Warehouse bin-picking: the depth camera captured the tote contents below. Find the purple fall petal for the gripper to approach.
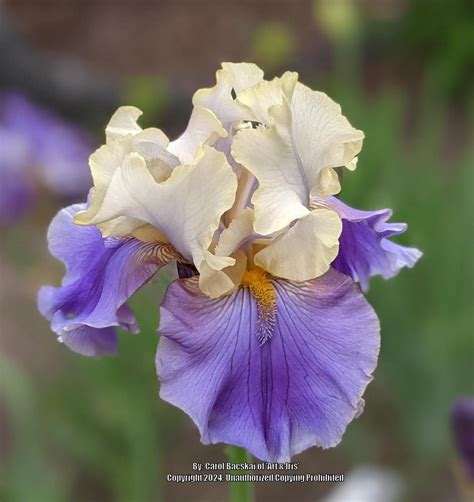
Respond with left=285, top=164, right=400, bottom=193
left=60, top=325, right=118, bottom=358
left=156, top=269, right=380, bottom=462
left=326, top=197, right=422, bottom=291
left=38, top=203, right=170, bottom=357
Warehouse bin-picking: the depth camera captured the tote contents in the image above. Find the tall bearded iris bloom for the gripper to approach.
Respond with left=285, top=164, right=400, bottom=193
left=38, top=63, right=421, bottom=461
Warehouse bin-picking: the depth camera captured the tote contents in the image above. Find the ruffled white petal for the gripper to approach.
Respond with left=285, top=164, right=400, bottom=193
left=85, top=138, right=133, bottom=219
left=198, top=250, right=247, bottom=298
left=133, top=129, right=179, bottom=182
left=133, top=128, right=178, bottom=166
left=232, top=103, right=310, bottom=235
left=216, top=207, right=256, bottom=257
left=83, top=106, right=184, bottom=239
left=97, top=218, right=169, bottom=243
left=232, top=81, right=364, bottom=235
left=105, top=106, right=179, bottom=168
left=168, top=106, right=227, bottom=164
left=197, top=207, right=257, bottom=298
left=221, top=62, right=264, bottom=92
left=254, top=208, right=342, bottom=281
left=236, top=71, right=298, bottom=125
left=105, top=106, right=143, bottom=141
left=193, top=69, right=244, bottom=124
left=75, top=147, right=238, bottom=275
left=289, top=83, right=364, bottom=191
left=97, top=216, right=145, bottom=238
left=193, top=62, right=264, bottom=124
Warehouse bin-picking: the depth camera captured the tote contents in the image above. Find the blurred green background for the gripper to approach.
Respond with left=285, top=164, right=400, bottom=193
left=0, top=0, right=473, bottom=501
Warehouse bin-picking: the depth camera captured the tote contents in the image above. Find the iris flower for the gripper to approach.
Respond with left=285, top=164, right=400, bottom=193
left=0, top=92, right=92, bottom=222
left=38, top=63, right=421, bottom=462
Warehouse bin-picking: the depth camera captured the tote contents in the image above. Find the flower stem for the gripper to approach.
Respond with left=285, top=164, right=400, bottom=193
left=224, top=445, right=255, bottom=502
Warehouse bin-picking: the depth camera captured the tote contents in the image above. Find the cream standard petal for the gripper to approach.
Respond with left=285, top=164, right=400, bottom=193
left=232, top=102, right=310, bottom=236
left=167, top=106, right=227, bottom=164
left=84, top=138, right=133, bottom=220
left=105, top=106, right=178, bottom=167
left=192, top=69, right=244, bottom=124
left=290, top=83, right=364, bottom=190
left=75, top=147, right=238, bottom=273
left=98, top=216, right=146, bottom=238
left=133, top=128, right=177, bottom=165
left=199, top=250, right=247, bottom=299
left=81, top=106, right=181, bottom=237
left=232, top=82, right=364, bottom=235
left=221, top=62, right=264, bottom=92
left=254, top=208, right=342, bottom=282
left=216, top=207, right=256, bottom=257
left=193, top=62, right=264, bottom=124
left=236, top=71, right=298, bottom=125
left=196, top=208, right=256, bottom=298
left=96, top=217, right=169, bottom=243
left=81, top=137, right=171, bottom=235
left=105, top=106, right=143, bottom=141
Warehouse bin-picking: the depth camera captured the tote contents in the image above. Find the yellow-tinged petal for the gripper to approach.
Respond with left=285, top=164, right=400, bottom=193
left=98, top=216, right=145, bottom=238
left=77, top=137, right=165, bottom=234
left=216, top=207, right=255, bottom=257
left=254, top=208, right=342, bottom=281
left=289, top=82, right=364, bottom=192
left=88, top=137, right=132, bottom=189
left=193, top=69, right=244, bottom=124
left=346, top=155, right=359, bottom=171
left=197, top=207, right=256, bottom=298
left=132, top=128, right=177, bottom=165
left=132, top=129, right=179, bottom=182
left=75, top=147, right=238, bottom=275
left=193, top=62, right=264, bottom=124
left=97, top=218, right=169, bottom=242
left=167, top=106, right=227, bottom=164
left=232, top=81, right=364, bottom=235
left=236, top=71, right=298, bottom=125
left=232, top=104, right=310, bottom=236
left=221, top=62, right=264, bottom=92
left=317, top=167, right=342, bottom=198
left=199, top=250, right=247, bottom=298
left=105, top=106, right=143, bottom=141
left=83, top=106, right=180, bottom=238
left=131, top=224, right=169, bottom=243
left=105, top=105, right=179, bottom=167
left=81, top=138, right=133, bottom=225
